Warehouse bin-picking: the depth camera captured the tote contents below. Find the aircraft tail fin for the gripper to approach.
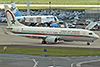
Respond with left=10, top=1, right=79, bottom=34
left=4, top=5, right=25, bottom=28
left=11, top=2, right=22, bottom=17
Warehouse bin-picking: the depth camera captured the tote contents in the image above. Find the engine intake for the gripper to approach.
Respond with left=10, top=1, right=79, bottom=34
left=45, top=36, right=58, bottom=43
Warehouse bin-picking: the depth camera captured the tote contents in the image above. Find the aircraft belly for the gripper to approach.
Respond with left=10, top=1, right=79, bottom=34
left=59, top=36, right=94, bottom=41
left=60, top=36, right=79, bottom=41
left=75, top=37, right=94, bottom=41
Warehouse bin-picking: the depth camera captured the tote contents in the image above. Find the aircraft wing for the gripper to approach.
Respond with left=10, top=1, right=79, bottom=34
left=11, top=33, right=47, bottom=38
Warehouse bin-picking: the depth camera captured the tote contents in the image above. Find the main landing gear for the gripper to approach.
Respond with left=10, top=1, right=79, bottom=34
left=42, top=38, right=47, bottom=44
left=87, top=42, right=90, bottom=45
left=42, top=41, right=46, bottom=44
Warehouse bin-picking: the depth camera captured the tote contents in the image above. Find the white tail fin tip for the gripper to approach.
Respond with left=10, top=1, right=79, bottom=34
left=4, top=5, right=16, bottom=26
left=4, top=5, right=9, bottom=10
left=4, top=5, right=25, bottom=27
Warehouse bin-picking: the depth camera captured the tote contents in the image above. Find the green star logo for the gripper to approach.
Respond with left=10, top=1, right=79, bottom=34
left=11, top=19, right=15, bottom=24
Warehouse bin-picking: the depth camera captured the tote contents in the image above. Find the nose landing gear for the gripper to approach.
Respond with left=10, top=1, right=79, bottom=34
left=87, top=41, right=94, bottom=45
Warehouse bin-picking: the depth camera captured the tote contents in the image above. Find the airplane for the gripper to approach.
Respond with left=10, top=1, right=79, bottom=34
left=11, top=2, right=60, bottom=23
left=4, top=5, right=99, bottom=45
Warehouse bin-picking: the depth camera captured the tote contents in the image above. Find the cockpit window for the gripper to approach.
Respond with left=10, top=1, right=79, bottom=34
left=89, top=33, right=92, bottom=35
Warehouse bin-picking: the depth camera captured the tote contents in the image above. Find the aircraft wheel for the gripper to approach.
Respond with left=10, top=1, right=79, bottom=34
left=87, top=42, right=90, bottom=45
left=42, top=41, right=46, bottom=44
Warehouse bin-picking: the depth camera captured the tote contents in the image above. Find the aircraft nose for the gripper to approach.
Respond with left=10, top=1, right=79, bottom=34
left=96, top=34, right=99, bottom=39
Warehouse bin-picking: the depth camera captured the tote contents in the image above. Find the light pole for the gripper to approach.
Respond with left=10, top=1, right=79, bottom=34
left=49, top=2, right=51, bottom=9
left=27, top=0, right=30, bottom=16
left=49, top=2, right=51, bottom=15
left=98, top=0, right=100, bottom=20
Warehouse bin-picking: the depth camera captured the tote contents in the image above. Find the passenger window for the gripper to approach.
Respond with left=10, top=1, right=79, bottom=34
left=89, top=33, right=92, bottom=35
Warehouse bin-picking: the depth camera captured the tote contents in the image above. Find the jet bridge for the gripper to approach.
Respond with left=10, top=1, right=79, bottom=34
left=85, top=22, right=99, bottom=30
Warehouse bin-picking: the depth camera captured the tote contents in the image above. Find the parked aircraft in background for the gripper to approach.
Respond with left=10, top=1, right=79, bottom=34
left=11, top=2, right=60, bottom=24
left=5, top=5, right=99, bottom=45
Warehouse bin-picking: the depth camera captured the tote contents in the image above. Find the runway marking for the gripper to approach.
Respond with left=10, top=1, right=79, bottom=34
left=66, top=57, right=71, bottom=60
left=49, top=58, right=51, bottom=60
left=53, top=60, right=56, bottom=67
left=71, top=63, right=74, bottom=67
left=32, top=59, right=38, bottom=67
left=0, top=57, right=38, bottom=67
left=0, top=60, right=2, bottom=64
left=0, top=57, right=31, bottom=61
left=76, top=59, right=100, bottom=67
left=59, top=57, right=71, bottom=60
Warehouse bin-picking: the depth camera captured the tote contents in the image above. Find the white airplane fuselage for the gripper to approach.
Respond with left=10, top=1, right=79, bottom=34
left=11, top=2, right=59, bottom=23
left=11, top=26, right=99, bottom=42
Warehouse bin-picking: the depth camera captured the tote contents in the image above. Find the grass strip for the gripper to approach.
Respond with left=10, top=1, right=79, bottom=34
left=0, top=0, right=100, bottom=5
left=0, top=46, right=100, bottom=56
left=17, top=6, right=100, bottom=9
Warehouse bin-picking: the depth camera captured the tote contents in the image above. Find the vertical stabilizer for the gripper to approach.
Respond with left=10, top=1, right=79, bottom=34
left=4, top=5, right=25, bottom=27
left=11, top=2, right=22, bottom=17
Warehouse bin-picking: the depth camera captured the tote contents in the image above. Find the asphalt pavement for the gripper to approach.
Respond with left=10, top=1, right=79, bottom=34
left=0, top=23, right=100, bottom=67
left=0, top=24, right=100, bottom=48
left=0, top=53, right=100, bottom=67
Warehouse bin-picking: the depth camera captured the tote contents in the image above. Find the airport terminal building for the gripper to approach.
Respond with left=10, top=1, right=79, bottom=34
left=85, top=9, right=100, bottom=20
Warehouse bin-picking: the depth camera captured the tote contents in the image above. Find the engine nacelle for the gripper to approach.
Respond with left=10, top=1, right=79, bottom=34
left=45, top=36, right=58, bottom=43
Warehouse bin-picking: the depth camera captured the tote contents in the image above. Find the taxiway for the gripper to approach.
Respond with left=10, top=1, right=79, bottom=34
left=0, top=25, right=100, bottom=48
left=0, top=24, right=100, bottom=67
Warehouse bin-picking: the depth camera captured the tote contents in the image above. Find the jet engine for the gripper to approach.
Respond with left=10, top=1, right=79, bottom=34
left=45, top=36, right=58, bottom=43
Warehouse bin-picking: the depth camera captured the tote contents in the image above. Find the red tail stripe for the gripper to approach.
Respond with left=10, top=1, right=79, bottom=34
left=6, top=10, right=15, bottom=26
